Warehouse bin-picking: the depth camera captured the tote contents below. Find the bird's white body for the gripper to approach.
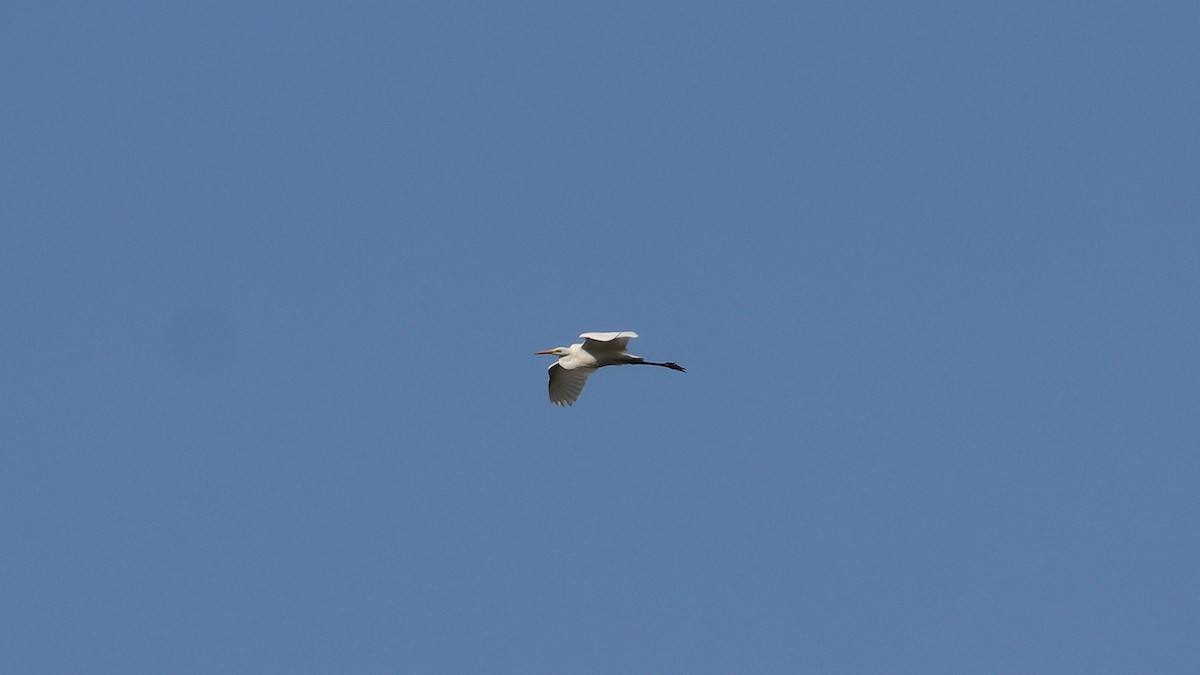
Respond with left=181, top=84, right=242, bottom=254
left=536, top=331, right=684, bottom=406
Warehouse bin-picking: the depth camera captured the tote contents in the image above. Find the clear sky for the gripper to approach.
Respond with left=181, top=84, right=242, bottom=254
left=3, top=2, right=1198, bottom=672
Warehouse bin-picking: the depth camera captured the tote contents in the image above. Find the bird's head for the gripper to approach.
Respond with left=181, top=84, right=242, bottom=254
left=535, top=347, right=569, bottom=356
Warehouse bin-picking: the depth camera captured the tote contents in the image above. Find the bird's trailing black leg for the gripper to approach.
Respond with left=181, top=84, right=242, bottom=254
left=637, top=360, right=686, bottom=372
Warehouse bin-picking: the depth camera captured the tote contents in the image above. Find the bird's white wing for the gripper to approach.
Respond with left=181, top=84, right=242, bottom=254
left=580, top=331, right=638, bottom=352
left=547, top=363, right=594, bottom=406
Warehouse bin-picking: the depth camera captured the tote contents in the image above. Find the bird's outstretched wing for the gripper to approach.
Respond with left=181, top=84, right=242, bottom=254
left=548, top=363, right=594, bottom=406
left=579, top=331, right=638, bottom=352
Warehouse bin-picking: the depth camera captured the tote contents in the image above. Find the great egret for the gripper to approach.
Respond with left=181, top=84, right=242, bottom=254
left=536, top=331, right=685, bottom=406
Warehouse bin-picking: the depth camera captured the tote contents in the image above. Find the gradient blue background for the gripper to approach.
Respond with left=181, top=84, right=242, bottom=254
left=3, top=2, right=1198, bottom=672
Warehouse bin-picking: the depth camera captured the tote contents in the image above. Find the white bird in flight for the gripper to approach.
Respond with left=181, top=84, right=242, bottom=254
left=536, top=331, right=685, bottom=406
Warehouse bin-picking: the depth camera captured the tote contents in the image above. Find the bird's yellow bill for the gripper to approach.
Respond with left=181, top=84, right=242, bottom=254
left=535, top=349, right=555, bottom=355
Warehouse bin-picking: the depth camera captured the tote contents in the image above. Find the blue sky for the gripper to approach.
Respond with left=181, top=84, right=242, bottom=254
left=3, top=2, right=1198, bottom=672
